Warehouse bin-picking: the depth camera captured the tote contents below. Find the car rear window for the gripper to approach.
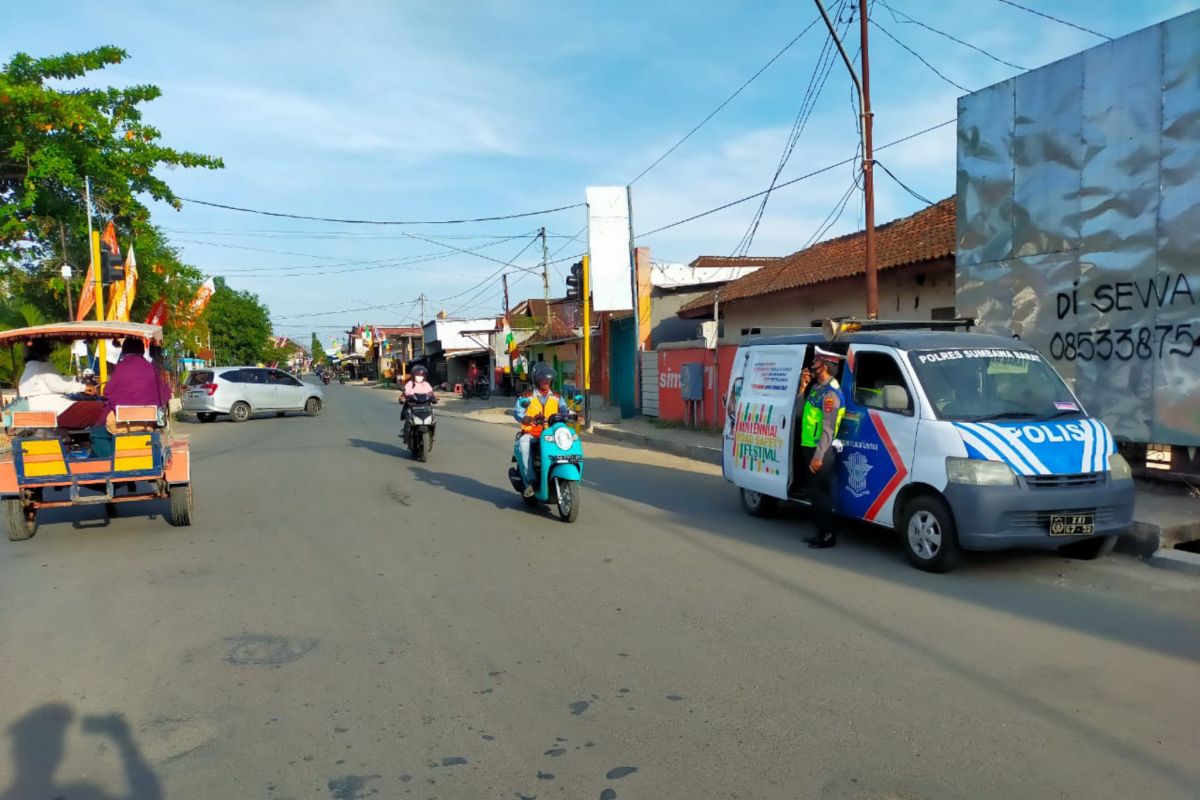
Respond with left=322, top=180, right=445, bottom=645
left=187, top=370, right=214, bottom=386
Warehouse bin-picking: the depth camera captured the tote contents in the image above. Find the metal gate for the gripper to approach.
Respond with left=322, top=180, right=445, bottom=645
left=640, top=352, right=659, bottom=417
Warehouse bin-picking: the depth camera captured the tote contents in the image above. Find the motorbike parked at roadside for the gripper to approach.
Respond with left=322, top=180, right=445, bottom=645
left=508, top=394, right=584, bottom=522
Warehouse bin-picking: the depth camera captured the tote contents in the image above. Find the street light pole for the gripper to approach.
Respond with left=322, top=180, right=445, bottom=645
left=814, top=0, right=877, bottom=319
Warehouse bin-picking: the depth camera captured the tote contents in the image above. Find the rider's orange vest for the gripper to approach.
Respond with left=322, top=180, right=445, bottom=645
left=522, top=391, right=560, bottom=436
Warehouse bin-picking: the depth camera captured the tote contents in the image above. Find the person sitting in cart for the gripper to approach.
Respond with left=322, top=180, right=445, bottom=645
left=17, top=339, right=107, bottom=430
left=104, top=338, right=171, bottom=413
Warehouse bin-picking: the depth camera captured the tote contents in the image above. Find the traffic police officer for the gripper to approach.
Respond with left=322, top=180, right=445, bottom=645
left=798, top=347, right=845, bottom=548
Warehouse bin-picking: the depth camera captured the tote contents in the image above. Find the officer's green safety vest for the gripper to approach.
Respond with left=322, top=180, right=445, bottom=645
left=800, top=379, right=845, bottom=448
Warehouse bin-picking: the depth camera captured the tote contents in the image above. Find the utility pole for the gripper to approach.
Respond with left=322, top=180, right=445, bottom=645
left=540, top=227, right=550, bottom=304
left=419, top=293, right=426, bottom=325
left=581, top=255, right=592, bottom=432
left=815, top=0, right=877, bottom=319
left=59, top=224, right=73, bottom=319
left=84, top=176, right=108, bottom=384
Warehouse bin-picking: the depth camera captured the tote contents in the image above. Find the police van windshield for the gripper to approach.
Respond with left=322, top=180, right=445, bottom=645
left=908, top=347, right=1082, bottom=422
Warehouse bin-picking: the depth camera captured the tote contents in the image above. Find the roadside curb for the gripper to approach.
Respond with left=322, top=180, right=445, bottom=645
left=1145, top=547, right=1200, bottom=577
left=590, top=424, right=721, bottom=466
left=438, top=408, right=512, bottom=426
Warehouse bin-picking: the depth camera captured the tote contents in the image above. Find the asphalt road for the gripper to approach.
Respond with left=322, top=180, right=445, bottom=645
left=1, top=381, right=1198, bottom=800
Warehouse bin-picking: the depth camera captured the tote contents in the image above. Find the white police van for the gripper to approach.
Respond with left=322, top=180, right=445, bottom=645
left=723, top=320, right=1135, bottom=572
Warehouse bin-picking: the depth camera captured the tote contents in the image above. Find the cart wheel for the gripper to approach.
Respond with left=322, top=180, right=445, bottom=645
left=167, top=484, right=193, bottom=527
left=5, top=497, right=37, bottom=541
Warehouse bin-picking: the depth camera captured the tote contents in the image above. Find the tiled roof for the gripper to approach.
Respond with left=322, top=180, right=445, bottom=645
left=687, top=255, right=783, bottom=269
left=679, top=197, right=955, bottom=317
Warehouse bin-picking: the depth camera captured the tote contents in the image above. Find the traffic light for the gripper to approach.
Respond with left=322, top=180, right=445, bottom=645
left=565, top=260, right=583, bottom=301
left=100, top=249, right=124, bottom=283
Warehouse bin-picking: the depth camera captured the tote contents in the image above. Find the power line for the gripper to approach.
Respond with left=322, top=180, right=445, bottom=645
left=209, top=235, right=530, bottom=278
left=178, top=196, right=585, bottom=226
left=636, top=119, right=954, bottom=238
left=733, top=1, right=849, bottom=256
left=163, top=226, right=576, bottom=240
left=437, top=235, right=543, bottom=304
left=628, top=17, right=822, bottom=185
left=995, top=0, right=1112, bottom=41
left=804, top=180, right=860, bottom=249
left=870, top=19, right=971, bottom=93
left=401, top=231, right=543, bottom=276
left=274, top=298, right=420, bottom=320
left=878, top=1, right=1027, bottom=70
left=875, top=159, right=935, bottom=205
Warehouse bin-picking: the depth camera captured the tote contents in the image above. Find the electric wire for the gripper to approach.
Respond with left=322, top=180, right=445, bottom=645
left=870, top=18, right=972, bottom=92
left=875, top=159, right=936, bottom=205
left=732, top=1, right=849, bottom=256
left=628, top=17, right=822, bottom=186
left=636, top=119, right=954, bottom=239
left=177, top=197, right=584, bottom=225
left=995, top=0, right=1112, bottom=41
left=878, top=0, right=1027, bottom=70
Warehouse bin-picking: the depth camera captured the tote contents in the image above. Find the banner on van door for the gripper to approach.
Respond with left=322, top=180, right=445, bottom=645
left=733, top=402, right=784, bottom=475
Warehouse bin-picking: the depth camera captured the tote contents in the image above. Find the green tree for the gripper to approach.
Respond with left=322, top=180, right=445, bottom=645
left=206, top=278, right=271, bottom=366
left=0, top=45, right=219, bottom=356
left=310, top=333, right=327, bottom=364
left=0, top=46, right=222, bottom=266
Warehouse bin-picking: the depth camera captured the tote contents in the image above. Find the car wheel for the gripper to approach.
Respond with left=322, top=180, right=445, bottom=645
left=901, top=495, right=960, bottom=573
left=197, top=412, right=216, bottom=423
left=4, top=498, right=37, bottom=541
left=1058, top=534, right=1117, bottom=560
left=230, top=402, right=251, bottom=423
left=739, top=488, right=777, bottom=518
left=305, top=397, right=322, bottom=417
left=167, top=484, right=193, bottom=527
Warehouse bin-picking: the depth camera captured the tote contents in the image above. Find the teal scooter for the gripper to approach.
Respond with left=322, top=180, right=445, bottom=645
left=508, top=395, right=585, bottom=522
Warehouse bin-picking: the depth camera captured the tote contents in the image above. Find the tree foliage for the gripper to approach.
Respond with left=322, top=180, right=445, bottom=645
left=206, top=278, right=272, bottom=366
left=0, top=45, right=223, bottom=367
left=310, top=333, right=326, bottom=364
left=0, top=46, right=222, bottom=263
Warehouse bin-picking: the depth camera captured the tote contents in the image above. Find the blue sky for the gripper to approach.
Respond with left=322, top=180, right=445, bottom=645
left=3, top=0, right=1194, bottom=339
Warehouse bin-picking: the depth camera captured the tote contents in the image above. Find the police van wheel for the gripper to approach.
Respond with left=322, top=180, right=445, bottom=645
left=901, top=496, right=960, bottom=573
left=1058, top=534, right=1117, bottom=560
left=740, top=488, right=777, bottom=518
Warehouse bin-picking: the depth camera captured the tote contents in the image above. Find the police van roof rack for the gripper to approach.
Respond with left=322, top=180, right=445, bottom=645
left=821, top=317, right=977, bottom=340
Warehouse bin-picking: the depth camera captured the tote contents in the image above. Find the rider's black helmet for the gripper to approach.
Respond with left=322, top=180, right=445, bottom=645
left=531, top=363, right=556, bottom=387
left=412, top=364, right=429, bottom=379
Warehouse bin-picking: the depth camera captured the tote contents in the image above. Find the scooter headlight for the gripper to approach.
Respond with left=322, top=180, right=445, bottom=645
left=553, top=427, right=576, bottom=451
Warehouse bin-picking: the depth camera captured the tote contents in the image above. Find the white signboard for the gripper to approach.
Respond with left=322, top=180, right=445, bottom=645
left=586, top=186, right=633, bottom=312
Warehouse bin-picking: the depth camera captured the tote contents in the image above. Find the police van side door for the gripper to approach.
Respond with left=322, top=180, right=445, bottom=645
left=725, top=346, right=806, bottom=500
left=837, top=345, right=920, bottom=527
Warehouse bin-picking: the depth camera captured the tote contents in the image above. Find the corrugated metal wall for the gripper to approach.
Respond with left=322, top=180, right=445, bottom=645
left=956, top=9, right=1200, bottom=446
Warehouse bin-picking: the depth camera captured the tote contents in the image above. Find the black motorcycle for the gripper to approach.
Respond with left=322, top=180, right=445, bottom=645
left=402, top=393, right=437, bottom=462
left=460, top=376, right=491, bottom=400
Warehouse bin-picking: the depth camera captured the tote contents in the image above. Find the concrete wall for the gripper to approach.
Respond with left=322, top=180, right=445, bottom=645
left=721, top=261, right=955, bottom=339
left=651, top=288, right=711, bottom=346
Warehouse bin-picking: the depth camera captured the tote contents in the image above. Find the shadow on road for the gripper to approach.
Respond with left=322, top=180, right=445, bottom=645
left=408, top=465, right=523, bottom=510
left=582, top=453, right=1200, bottom=663
left=347, top=437, right=409, bottom=459
left=0, top=704, right=163, bottom=800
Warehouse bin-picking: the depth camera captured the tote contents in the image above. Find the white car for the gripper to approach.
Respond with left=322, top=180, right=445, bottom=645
left=182, top=367, right=324, bottom=423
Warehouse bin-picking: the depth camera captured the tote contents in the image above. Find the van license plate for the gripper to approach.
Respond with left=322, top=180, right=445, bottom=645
left=1050, top=514, right=1094, bottom=536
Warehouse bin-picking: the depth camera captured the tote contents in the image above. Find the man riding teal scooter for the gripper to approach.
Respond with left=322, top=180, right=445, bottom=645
left=507, top=364, right=584, bottom=522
